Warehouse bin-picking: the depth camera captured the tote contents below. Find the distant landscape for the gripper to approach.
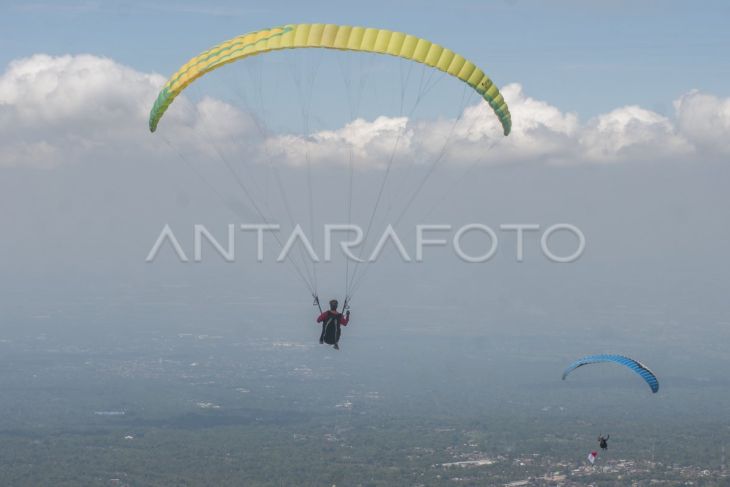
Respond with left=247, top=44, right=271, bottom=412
left=2, top=303, right=728, bottom=486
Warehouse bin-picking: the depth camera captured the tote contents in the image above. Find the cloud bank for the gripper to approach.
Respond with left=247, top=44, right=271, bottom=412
left=1, top=54, right=729, bottom=169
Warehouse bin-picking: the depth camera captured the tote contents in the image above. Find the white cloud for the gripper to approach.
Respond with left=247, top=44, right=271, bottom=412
left=0, top=54, right=152, bottom=126
left=0, top=54, right=260, bottom=167
left=265, top=116, right=411, bottom=169
left=0, top=54, right=163, bottom=167
left=447, top=83, right=581, bottom=165
left=674, top=90, right=730, bottom=156
left=579, top=105, right=692, bottom=162
left=0, top=54, right=728, bottom=170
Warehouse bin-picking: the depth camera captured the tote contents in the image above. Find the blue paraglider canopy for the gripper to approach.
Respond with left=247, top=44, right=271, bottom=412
left=562, top=354, right=659, bottom=393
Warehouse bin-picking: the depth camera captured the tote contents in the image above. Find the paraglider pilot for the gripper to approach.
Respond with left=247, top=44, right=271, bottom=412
left=598, top=434, right=609, bottom=450
left=317, top=299, right=350, bottom=350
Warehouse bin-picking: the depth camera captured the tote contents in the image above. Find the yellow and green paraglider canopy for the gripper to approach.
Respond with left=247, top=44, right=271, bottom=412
left=149, top=23, right=512, bottom=136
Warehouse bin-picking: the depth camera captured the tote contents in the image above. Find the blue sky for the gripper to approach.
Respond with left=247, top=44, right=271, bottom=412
left=2, top=0, right=729, bottom=120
